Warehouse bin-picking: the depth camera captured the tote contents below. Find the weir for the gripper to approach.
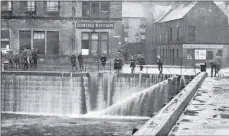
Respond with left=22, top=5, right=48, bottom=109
left=1, top=71, right=195, bottom=117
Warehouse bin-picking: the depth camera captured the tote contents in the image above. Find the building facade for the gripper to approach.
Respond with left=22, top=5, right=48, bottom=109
left=1, top=1, right=122, bottom=58
left=155, top=1, right=229, bottom=67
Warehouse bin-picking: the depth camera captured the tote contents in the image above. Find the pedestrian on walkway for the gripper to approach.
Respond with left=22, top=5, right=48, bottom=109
left=23, top=48, right=28, bottom=69
left=210, top=53, right=222, bottom=77
left=70, top=54, right=77, bottom=71
left=27, top=48, right=32, bottom=67
left=13, top=52, right=20, bottom=69
left=129, top=56, right=136, bottom=73
left=78, top=53, right=84, bottom=71
left=114, top=57, right=122, bottom=73
left=32, top=48, right=38, bottom=68
left=100, top=54, right=107, bottom=71
left=137, top=53, right=145, bottom=71
left=156, top=55, right=163, bottom=74
left=117, top=50, right=124, bottom=72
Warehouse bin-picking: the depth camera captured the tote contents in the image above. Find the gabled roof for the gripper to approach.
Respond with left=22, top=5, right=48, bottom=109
left=158, top=2, right=197, bottom=23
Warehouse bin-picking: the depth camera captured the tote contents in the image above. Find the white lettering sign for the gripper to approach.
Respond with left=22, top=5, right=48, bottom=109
left=76, top=23, right=114, bottom=29
left=183, top=44, right=224, bottom=49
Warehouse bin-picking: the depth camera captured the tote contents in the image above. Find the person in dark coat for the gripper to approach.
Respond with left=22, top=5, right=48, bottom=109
left=23, top=48, right=28, bottom=69
left=70, top=54, right=77, bottom=71
left=129, top=56, right=136, bottom=73
left=100, top=54, right=107, bottom=70
left=13, top=52, right=20, bottom=69
left=210, top=53, right=222, bottom=77
left=137, top=54, right=145, bottom=71
left=156, top=55, right=163, bottom=74
left=32, top=48, right=38, bottom=68
left=114, top=57, right=122, bottom=73
left=78, top=53, right=84, bottom=71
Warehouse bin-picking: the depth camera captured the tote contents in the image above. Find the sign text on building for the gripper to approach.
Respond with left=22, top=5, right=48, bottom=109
left=76, top=23, right=114, bottom=29
left=183, top=44, right=224, bottom=49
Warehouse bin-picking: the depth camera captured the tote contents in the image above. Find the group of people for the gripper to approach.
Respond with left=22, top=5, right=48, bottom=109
left=70, top=53, right=84, bottom=71
left=209, top=53, right=222, bottom=77
left=2, top=48, right=38, bottom=70
left=128, top=54, right=163, bottom=74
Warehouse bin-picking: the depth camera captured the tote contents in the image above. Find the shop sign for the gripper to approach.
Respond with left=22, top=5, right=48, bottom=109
left=183, top=44, right=224, bottom=49
left=76, top=23, right=114, bottom=29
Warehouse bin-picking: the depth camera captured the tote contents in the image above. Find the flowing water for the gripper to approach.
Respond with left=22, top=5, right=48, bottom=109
left=1, top=72, right=194, bottom=136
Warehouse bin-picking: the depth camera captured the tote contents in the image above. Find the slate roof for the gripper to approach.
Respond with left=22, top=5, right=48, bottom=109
left=158, top=2, right=198, bottom=23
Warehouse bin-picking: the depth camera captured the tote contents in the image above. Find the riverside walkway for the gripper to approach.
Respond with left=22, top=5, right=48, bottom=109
left=169, top=76, right=229, bottom=135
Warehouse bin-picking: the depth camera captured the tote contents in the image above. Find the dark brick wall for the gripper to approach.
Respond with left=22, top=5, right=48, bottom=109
left=1, top=1, right=122, bottom=58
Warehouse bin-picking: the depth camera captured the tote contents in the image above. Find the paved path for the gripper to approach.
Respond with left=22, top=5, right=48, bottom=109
left=169, top=77, right=229, bottom=135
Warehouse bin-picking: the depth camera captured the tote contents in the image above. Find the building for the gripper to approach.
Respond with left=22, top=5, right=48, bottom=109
left=1, top=1, right=122, bottom=59
left=155, top=1, right=229, bottom=67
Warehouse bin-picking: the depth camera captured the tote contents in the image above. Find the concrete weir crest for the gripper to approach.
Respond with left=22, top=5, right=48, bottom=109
left=133, top=72, right=207, bottom=136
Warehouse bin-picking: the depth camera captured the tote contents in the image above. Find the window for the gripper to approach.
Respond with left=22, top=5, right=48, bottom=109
left=188, top=26, right=196, bottom=41
left=46, top=1, right=59, bottom=12
left=82, top=1, right=110, bottom=19
left=195, top=49, right=206, bottom=60
left=1, top=30, right=10, bottom=49
left=47, top=31, right=59, bottom=54
left=160, top=35, right=162, bottom=43
left=123, top=19, right=129, bottom=28
left=91, top=33, right=99, bottom=55
left=170, top=27, right=172, bottom=41
left=101, top=32, right=108, bottom=55
left=172, top=49, right=175, bottom=58
left=100, top=2, right=109, bottom=19
left=1, top=1, right=12, bottom=12
left=19, top=31, right=31, bottom=51
left=207, top=51, right=213, bottom=60
left=33, top=32, right=44, bottom=39
left=20, top=1, right=35, bottom=12
left=140, top=19, right=146, bottom=27
left=166, top=34, right=168, bottom=43
left=187, top=49, right=193, bottom=59
left=81, top=32, right=90, bottom=55
left=91, top=2, right=99, bottom=19
left=82, top=2, right=90, bottom=18
left=163, top=49, right=165, bottom=57
left=217, top=50, right=222, bottom=57
left=177, top=26, right=179, bottom=41
left=177, top=49, right=179, bottom=58
left=81, top=32, right=109, bottom=56
left=33, top=31, right=45, bottom=54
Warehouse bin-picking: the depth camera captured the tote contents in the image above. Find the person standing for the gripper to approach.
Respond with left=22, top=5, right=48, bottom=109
left=32, top=48, right=38, bottom=68
left=129, top=56, right=136, bottom=73
left=100, top=54, right=107, bottom=71
left=210, top=53, right=222, bottom=77
left=23, top=48, right=28, bottom=69
left=78, top=53, right=84, bottom=71
left=156, top=55, right=163, bottom=74
left=137, top=53, right=145, bottom=71
left=70, top=54, right=77, bottom=71
left=114, top=57, right=122, bottom=73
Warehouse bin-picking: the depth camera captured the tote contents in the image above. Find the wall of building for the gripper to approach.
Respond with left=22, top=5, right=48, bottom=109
left=184, top=2, right=229, bottom=44
left=154, top=2, right=229, bottom=66
left=1, top=1, right=122, bottom=58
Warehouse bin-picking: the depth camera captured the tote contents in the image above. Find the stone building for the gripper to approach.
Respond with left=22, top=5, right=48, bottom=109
left=154, top=1, right=229, bottom=67
left=1, top=1, right=122, bottom=59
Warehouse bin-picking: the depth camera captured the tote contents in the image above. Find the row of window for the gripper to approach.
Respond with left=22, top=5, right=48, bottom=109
left=1, top=30, right=109, bottom=56
left=2, top=1, right=116, bottom=19
left=1, top=30, right=59, bottom=54
left=159, top=25, right=196, bottom=43
left=81, top=32, right=109, bottom=55
left=187, top=49, right=222, bottom=60
left=159, top=48, right=180, bottom=59
left=2, top=1, right=59, bottom=12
